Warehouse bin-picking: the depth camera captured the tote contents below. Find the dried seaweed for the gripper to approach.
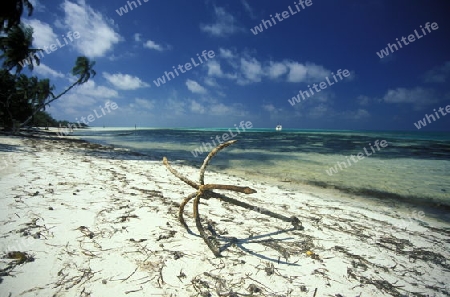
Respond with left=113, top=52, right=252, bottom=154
left=0, top=251, right=35, bottom=282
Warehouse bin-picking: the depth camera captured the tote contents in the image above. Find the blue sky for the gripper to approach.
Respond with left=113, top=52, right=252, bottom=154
left=19, top=0, right=450, bottom=130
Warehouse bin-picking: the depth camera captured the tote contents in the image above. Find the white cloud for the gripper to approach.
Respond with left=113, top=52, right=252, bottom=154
left=216, top=90, right=226, bottom=97
left=48, top=93, right=98, bottom=117
left=241, top=0, right=256, bottom=19
left=286, top=62, right=307, bottom=82
left=313, top=91, right=333, bottom=103
left=208, top=103, right=247, bottom=116
left=189, top=100, right=206, bottom=114
left=59, top=0, right=121, bottom=57
left=355, top=109, right=370, bottom=119
left=423, top=61, right=450, bottom=83
left=102, top=72, right=150, bottom=90
left=304, top=63, right=332, bottom=80
left=164, top=97, right=186, bottom=116
left=204, top=50, right=346, bottom=100
left=47, top=80, right=119, bottom=119
left=33, top=63, right=65, bottom=78
left=357, top=95, right=370, bottom=106
left=382, top=87, right=439, bottom=110
left=75, top=80, right=119, bottom=98
left=262, top=104, right=275, bottom=112
left=239, top=57, right=263, bottom=84
left=133, top=98, right=154, bottom=110
left=209, top=103, right=232, bottom=115
left=107, top=51, right=135, bottom=61
left=341, top=108, right=370, bottom=120
left=286, top=62, right=330, bottom=83
left=29, top=0, right=45, bottom=11
left=134, top=33, right=141, bottom=42
left=25, top=19, right=57, bottom=49
left=185, top=99, right=248, bottom=116
left=204, top=77, right=219, bottom=87
left=207, top=60, right=226, bottom=77
left=219, top=48, right=235, bottom=59
left=186, top=79, right=207, bottom=94
left=143, top=39, right=164, bottom=51
left=266, top=61, right=288, bottom=79
left=262, top=104, right=282, bottom=113
left=200, top=7, right=243, bottom=37
left=308, top=104, right=329, bottom=119
left=209, top=50, right=334, bottom=86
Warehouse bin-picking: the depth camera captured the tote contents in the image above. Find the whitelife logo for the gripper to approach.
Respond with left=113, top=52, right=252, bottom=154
left=115, top=0, right=148, bottom=16
left=57, top=101, right=119, bottom=136
left=288, top=69, right=350, bottom=106
left=152, top=50, right=215, bottom=87
left=250, top=0, right=313, bottom=35
left=376, top=22, right=439, bottom=59
left=191, top=121, right=253, bottom=157
left=413, top=104, right=450, bottom=130
left=19, top=31, right=80, bottom=68
left=325, top=140, right=388, bottom=176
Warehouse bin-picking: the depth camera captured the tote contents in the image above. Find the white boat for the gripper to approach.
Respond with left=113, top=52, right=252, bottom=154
left=275, top=125, right=282, bottom=131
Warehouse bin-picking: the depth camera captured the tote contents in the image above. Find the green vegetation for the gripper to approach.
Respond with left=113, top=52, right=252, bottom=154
left=0, top=0, right=95, bottom=132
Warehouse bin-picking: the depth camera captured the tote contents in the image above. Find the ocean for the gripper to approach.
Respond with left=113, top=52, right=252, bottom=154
left=73, top=127, right=450, bottom=212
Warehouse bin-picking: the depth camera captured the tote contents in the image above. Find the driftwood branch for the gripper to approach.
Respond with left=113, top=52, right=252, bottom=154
left=163, top=140, right=302, bottom=257
left=193, top=192, right=221, bottom=257
left=199, top=140, right=237, bottom=185
left=179, top=192, right=197, bottom=231
left=201, top=184, right=256, bottom=194
left=207, top=191, right=301, bottom=229
left=163, top=157, right=199, bottom=190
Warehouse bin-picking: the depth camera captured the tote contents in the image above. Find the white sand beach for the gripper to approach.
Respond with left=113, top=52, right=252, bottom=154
left=1, top=134, right=449, bottom=297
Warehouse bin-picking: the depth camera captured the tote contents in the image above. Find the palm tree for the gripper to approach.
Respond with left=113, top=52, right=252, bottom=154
left=15, top=74, right=36, bottom=97
left=0, top=72, right=55, bottom=129
left=0, top=24, right=41, bottom=73
left=0, top=0, right=33, bottom=32
left=36, top=78, right=55, bottom=108
left=0, top=69, right=17, bottom=128
left=54, top=56, right=97, bottom=98
left=25, top=78, right=55, bottom=125
left=0, top=73, right=35, bottom=129
left=20, top=56, right=96, bottom=127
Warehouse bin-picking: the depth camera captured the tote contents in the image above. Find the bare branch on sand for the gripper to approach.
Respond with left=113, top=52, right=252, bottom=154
left=164, top=140, right=302, bottom=257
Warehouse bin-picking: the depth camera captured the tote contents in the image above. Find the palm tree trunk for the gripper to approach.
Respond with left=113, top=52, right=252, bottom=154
left=0, top=94, right=16, bottom=132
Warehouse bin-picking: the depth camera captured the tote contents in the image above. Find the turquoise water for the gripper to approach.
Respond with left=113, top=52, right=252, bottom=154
left=74, top=128, right=450, bottom=210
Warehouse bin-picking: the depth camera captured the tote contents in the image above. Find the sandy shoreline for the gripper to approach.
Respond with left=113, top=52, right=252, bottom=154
left=1, top=134, right=449, bottom=296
